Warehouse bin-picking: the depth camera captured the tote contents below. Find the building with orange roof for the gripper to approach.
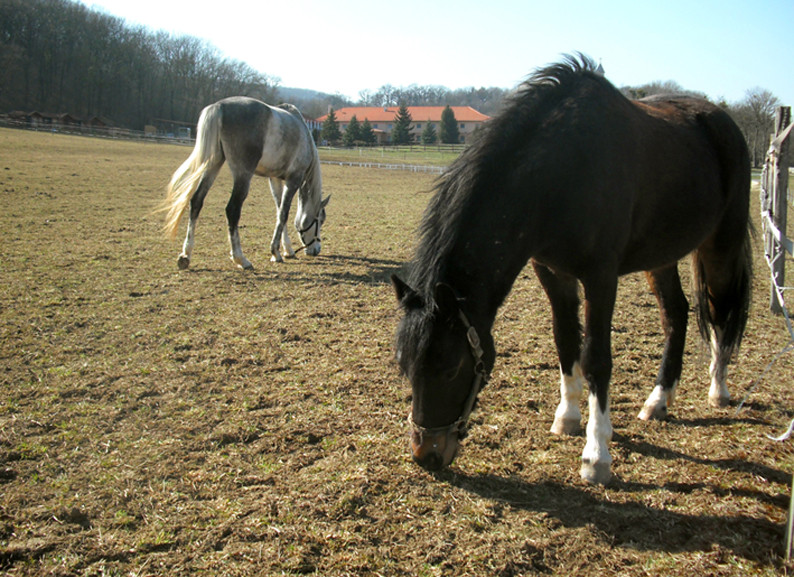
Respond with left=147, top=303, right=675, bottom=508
left=317, top=106, right=490, bottom=144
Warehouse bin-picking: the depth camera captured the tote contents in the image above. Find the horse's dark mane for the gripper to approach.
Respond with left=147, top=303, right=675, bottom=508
left=407, top=54, right=608, bottom=301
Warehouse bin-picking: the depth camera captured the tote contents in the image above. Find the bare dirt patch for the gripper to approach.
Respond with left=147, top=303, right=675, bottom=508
left=0, top=127, right=792, bottom=575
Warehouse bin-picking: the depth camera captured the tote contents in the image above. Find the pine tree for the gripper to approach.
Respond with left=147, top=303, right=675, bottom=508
left=391, top=103, right=413, bottom=145
left=359, top=118, right=376, bottom=145
left=421, top=119, right=437, bottom=145
left=342, top=115, right=361, bottom=147
left=321, top=108, right=341, bottom=144
left=439, top=105, right=460, bottom=144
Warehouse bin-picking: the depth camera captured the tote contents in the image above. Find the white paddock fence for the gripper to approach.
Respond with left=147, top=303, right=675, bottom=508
left=758, top=106, right=794, bottom=562
left=320, top=160, right=444, bottom=174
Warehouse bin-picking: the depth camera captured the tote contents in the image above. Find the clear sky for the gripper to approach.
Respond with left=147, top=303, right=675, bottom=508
left=81, top=0, right=793, bottom=106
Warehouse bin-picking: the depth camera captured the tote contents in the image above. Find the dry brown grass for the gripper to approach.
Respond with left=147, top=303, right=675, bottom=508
left=0, top=127, right=792, bottom=576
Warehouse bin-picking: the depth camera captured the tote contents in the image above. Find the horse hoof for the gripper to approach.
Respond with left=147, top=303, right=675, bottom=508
left=580, top=460, right=612, bottom=485
left=231, top=256, right=253, bottom=270
left=177, top=256, right=190, bottom=270
left=270, top=254, right=283, bottom=263
left=709, top=394, right=730, bottom=408
left=638, top=402, right=668, bottom=421
left=550, top=417, right=581, bottom=436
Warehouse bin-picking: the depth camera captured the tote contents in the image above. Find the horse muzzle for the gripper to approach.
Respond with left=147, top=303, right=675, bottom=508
left=410, top=428, right=459, bottom=471
left=303, top=241, right=321, bottom=256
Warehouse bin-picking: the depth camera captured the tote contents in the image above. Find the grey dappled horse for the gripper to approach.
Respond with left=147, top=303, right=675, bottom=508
left=162, top=97, right=330, bottom=269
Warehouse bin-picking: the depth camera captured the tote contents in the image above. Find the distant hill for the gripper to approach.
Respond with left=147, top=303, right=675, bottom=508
left=277, top=87, right=331, bottom=102
left=276, top=87, right=353, bottom=119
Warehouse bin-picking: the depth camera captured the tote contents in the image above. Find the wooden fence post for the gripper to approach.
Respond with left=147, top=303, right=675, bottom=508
left=768, top=106, right=791, bottom=315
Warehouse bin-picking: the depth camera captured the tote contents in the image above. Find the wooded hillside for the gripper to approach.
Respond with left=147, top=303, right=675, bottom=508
left=0, top=0, right=278, bottom=130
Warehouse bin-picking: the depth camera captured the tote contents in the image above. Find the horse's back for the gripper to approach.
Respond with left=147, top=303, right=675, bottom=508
left=207, top=97, right=312, bottom=180
left=507, top=84, right=749, bottom=276
left=627, top=95, right=751, bottom=258
left=636, top=95, right=750, bottom=178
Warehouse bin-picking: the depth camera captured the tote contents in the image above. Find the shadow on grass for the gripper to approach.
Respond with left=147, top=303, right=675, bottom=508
left=178, top=252, right=408, bottom=286
left=436, top=434, right=789, bottom=565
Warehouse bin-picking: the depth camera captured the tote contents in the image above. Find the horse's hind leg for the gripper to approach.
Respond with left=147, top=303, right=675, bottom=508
left=532, top=262, right=584, bottom=436
left=226, top=175, right=253, bottom=269
left=694, top=240, right=752, bottom=407
left=268, top=178, right=295, bottom=258
left=638, top=265, right=689, bottom=420
left=178, top=170, right=219, bottom=270
left=579, top=271, right=618, bottom=485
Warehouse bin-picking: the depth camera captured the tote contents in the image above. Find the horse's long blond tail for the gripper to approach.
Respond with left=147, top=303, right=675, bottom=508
left=161, top=104, right=223, bottom=239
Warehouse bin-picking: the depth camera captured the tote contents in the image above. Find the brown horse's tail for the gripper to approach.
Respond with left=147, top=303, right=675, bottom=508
left=691, top=103, right=753, bottom=356
left=160, top=103, right=224, bottom=239
left=692, top=229, right=753, bottom=355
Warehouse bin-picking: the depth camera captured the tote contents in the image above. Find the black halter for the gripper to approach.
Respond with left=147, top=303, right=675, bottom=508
left=410, top=309, right=488, bottom=440
left=296, top=218, right=320, bottom=251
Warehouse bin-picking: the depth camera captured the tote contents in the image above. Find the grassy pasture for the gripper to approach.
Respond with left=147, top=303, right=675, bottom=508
left=0, top=127, right=793, bottom=576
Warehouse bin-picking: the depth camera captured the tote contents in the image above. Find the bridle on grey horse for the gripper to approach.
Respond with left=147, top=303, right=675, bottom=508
left=295, top=217, right=320, bottom=252
left=410, top=309, right=488, bottom=441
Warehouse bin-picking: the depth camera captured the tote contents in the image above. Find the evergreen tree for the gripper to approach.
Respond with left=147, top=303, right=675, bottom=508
left=342, top=115, right=361, bottom=147
left=439, top=105, right=460, bottom=144
left=421, top=119, right=437, bottom=145
left=321, top=108, right=341, bottom=144
left=391, top=103, right=413, bottom=145
left=359, top=118, right=376, bottom=145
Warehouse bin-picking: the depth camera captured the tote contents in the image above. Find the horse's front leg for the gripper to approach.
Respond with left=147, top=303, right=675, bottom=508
left=268, top=178, right=295, bottom=259
left=532, top=262, right=584, bottom=435
left=639, top=267, right=688, bottom=420
left=270, top=182, right=297, bottom=263
left=226, top=176, right=253, bottom=270
left=579, top=274, right=617, bottom=485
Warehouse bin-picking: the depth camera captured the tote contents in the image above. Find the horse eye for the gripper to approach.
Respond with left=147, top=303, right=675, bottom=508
left=443, top=360, right=463, bottom=382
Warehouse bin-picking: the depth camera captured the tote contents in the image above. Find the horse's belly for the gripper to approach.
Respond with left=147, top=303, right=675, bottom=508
left=618, top=222, right=714, bottom=274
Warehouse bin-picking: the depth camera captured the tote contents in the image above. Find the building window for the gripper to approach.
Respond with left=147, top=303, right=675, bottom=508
left=460, top=123, right=465, bottom=130
left=416, top=124, right=422, bottom=129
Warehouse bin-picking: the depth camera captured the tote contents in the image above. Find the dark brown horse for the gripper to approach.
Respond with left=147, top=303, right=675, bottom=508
left=392, top=55, right=752, bottom=484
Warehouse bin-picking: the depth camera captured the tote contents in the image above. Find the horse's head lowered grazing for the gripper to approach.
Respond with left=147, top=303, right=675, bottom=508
left=294, top=186, right=330, bottom=257
left=392, top=277, right=496, bottom=470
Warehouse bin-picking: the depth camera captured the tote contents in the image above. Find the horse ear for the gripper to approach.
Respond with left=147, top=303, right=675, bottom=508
left=321, top=195, right=331, bottom=208
left=392, top=275, right=423, bottom=310
left=434, top=282, right=460, bottom=320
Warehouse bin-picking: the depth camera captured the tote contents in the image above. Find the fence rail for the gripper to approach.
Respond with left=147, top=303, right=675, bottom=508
left=0, top=117, right=196, bottom=145
left=761, top=106, right=793, bottom=317
left=320, top=160, right=444, bottom=174
left=758, top=106, right=794, bottom=563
